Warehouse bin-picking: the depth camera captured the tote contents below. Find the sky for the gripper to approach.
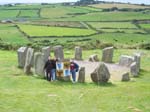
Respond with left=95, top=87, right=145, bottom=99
left=0, top=0, right=150, bottom=5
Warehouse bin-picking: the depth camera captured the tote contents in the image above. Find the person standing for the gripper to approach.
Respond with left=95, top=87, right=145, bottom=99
left=44, top=56, right=53, bottom=81
left=70, top=60, right=79, bottom=83
left=51, top=57, right=57, bottom=81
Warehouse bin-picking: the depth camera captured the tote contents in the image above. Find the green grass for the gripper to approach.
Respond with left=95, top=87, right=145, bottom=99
left=140, top=24, right=150, bottom=29
left=0, top=49, right=150, bottom=112
left=89, top=3, right=150, bottom=9
left=18, top=10, right=39, bottom=18
left=18, top=24, right=97, bottom=37
left=0, top=10, right=19, bottom=20
left=40, top=6, right=92, bottom=19
left=0, top=24, right=29, bottom=45
left=87, top=22, right=137, bottom=29
left=52, top=11, right=150, bottom=21
left=91, top=33, right=150, bottom=45
left=99, top=29, right=146, bottom=34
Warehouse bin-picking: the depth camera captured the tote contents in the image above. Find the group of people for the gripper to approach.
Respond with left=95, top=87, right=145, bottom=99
left=43, top=56, right=79, bottom=83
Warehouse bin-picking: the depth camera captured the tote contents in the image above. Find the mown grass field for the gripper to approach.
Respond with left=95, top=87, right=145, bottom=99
left=18, top=24, right=97, bottom=37
left=0, top=10, right=19, bottom=20
left=0, top=24, right=29, bottom=45
left=53, top=11, right=150, bottom=21
left=0, top=49, right=150, bottom=112
left=89, top=3, right=150, bottom=9
left=18, top=10, right=39, bottom=18
left=87, top=22, right=137, bottom=29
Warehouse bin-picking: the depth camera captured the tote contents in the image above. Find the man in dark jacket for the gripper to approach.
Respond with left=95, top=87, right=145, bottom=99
left=44, top=56, right=53, bottom=81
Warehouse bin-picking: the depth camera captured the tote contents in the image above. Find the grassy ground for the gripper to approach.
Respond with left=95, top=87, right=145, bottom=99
left=89, top=3, right=150, bottom=9
left=52, top=11, right=150, bottom=21
left=0, top=10, right=19, bottom=20
left=0, top=49, right=150, bottom=112
left=18, top=24, right=97, bottom=37
left=18, top=10, right=39, bottom=18
left=0, top=24, right=29, bottom=45
left=87, top=22, right=137, bottom=29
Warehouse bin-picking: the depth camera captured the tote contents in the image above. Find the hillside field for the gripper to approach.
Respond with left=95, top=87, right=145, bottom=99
left=0, top=2, right=150, bottom=112
left=0, top=49, right=150, bottom=112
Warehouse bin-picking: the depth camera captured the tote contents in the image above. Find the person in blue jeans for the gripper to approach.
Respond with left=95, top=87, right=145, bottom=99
left=44, top=56, right=57, bottom=81
left=70, top=60, right=79, bottom=83
left=51, top=57, right=57, bottom=81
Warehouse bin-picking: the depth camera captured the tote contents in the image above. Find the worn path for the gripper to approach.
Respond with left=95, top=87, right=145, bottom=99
left=75, top=60, right=130, bottom=82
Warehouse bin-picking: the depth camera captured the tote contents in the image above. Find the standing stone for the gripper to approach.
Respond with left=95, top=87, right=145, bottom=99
left=130, top=62, right=138, bottom=77
left=78, top=67, right=85, bottom=83
left=17, top=47, right=28, bottom=68
left=102, top=47, right=114, bottom=63
left=89, top=54, right=99, bottom=62
left=53, top=45, right=64, bottom=61
left=42, top=46, right=50, bottom=63
left=119, top=55, right=134, bottom=67
left=74, top=46, right=82, bottom=60
left=134, top=53, right=141, bottom=73
left=122, top=72, right=130, bottom=81
left=91, top=62, right=110, bottom=83
left=34, top=52, right=45, bottom=76
left=24, top=48, right=34, bottom=74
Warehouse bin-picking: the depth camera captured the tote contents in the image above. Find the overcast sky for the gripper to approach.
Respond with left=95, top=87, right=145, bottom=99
left=0, top=0, right=150, bottom=4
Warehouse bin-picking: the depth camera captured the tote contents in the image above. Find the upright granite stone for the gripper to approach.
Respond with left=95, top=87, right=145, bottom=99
left=89, top=54, right=99, bottom=62
left=78, top=67, right=85, bottom=83
left=119, top=55, right=134, bottom=67
left=122, top=72, right=130, bottom=81
left=17, top=47, right=28, bottom=68
left=74, top=46, right=82, bottom=60
left=24, top=48, right=34, bottom=74
left=42, top=46, right=50, bottom=63
left=134, top=53, right=141, bottom=73
left=53, top=45, right=64, bottom=61
left=102, top=47, right=114, bottom=63
left=91, top=62, right=110, bottom=83
left=130, top=62, right=138, bottom=77
left=34, top=52, right=45, bottom=76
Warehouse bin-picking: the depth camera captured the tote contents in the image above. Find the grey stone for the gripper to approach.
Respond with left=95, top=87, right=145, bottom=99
left=91, top=62, right=110, bottom=83
left=34, top=52, right=45, bottom=76
left=17, top=47, right=28, bottom=68
left=74, top=46, right=82, bottom=60
left=78, top=67, right=85, bottom=83
left=24, top=48, right=34, bottom=74
left=130, top=62, right=138, bottom=77
left=53, top=45, right=64, bottom=61
left=102, top=47, right=114, bottom=63
left=119, top=55, right=134, bottom=67
left=122, top=72, right=130, bottom=81
left=89, top=54, right=99, bottom=62
left=42, top=46, right=50, bottom=63
left=134, top=53, right=141, bottom=73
